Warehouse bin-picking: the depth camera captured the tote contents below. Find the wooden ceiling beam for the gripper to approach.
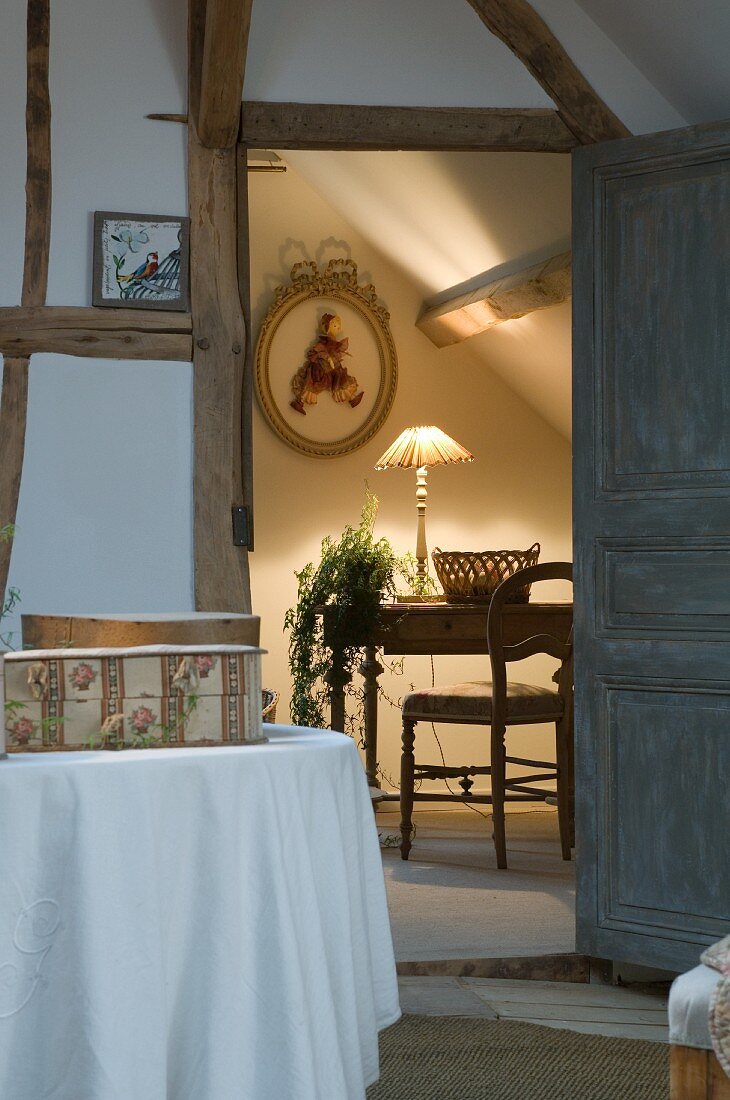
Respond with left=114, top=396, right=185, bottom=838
left=240, top=101, right=578, bottom=152
left=465, top=0, right=630, bottom=143
left=196, top=0, right=253, bottom=147
left=418, top=250, right=572, bottom=347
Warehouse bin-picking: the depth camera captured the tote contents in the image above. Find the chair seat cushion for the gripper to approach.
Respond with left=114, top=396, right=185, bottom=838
left=402, top=680, right=563, bottom=720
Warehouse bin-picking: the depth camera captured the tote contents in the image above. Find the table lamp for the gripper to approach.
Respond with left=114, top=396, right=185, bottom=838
left=374, top=425, right=474, bottom=580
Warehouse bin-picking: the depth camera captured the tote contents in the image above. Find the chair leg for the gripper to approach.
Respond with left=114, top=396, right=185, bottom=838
left=491, top=722, right=507, bottom=869
left=400, top=718, right=416, bottom=860
left=568, top=708, right=575, bottom=849
left=555, top=717, right=572, bottom=861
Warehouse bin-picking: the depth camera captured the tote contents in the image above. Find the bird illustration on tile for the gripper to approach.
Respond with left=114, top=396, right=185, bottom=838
left=117, top=251, right=159, bottom=285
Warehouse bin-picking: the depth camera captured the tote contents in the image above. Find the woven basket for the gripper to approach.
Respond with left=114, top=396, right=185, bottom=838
left=262, top=688, right=279, bottom=723
left=432, top=543, right=540, bottom=603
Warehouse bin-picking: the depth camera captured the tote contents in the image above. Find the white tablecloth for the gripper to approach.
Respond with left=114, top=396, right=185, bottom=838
left=0, top=727, right=400, bottom=1099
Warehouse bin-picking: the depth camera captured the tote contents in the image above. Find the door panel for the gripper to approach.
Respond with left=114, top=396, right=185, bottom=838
left=574, top=120, right=730, bottom=972
left=606, top=683, right=729, bottom=923
left=598, top=539, right=730, bottom=636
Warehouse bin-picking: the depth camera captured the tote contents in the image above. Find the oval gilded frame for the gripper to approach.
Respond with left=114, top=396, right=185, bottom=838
left=255, top=259, right=398, bottom=458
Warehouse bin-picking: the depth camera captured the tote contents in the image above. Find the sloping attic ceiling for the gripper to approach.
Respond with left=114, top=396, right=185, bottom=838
left=244, top=0, right=694, bottom=442
left=281, top=149, right=574, bottom=438
left=574, top=0, right=730, bottom=124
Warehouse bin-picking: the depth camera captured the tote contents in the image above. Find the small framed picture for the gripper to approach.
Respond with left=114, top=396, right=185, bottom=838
left=92, top=211, right=190, bottom=311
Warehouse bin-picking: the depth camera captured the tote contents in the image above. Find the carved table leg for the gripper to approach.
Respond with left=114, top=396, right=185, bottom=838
left=325, top=648, right=351, bottom=734
left=359, top=644, right=383, bottom=789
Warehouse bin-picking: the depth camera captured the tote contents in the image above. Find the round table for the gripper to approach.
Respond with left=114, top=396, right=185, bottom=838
left=0, top=727, right=400, bottom=1099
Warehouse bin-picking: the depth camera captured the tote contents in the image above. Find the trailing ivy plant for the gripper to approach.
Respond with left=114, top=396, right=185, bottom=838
left=285, top=489, right=400, bottom=729
left=395, top=551, right=439, bottom=599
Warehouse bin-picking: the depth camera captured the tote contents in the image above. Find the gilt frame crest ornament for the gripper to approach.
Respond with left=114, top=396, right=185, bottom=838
left=255, top=259, right=398, bottom=458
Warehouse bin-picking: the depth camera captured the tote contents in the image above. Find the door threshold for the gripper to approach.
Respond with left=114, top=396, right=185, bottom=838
left=396, top=953, right=592, bottom=983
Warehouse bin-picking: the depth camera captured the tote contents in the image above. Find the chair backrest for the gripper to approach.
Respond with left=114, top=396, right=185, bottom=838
left=487, top=562, right=573, bottom=708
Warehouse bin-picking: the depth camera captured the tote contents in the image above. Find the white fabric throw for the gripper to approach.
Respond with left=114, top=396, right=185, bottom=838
left=0, top=727, right=400, bottom=1099
left=702, top=935, right=730, bottom=1077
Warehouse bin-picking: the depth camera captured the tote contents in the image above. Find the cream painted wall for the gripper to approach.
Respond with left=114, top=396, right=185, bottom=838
left=285, top=149, right=574, bottom=438
left=248, top=159, right=572, bottom=792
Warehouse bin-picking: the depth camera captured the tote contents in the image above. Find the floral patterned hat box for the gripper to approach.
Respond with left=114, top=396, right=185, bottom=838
left=4, top=645, right=267, bottom=752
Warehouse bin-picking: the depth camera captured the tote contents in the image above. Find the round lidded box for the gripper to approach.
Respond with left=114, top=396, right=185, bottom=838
left=431, top=543, right=540, bottom=603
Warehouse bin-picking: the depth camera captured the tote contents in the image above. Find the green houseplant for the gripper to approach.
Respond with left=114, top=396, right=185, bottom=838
left=285, top=490, right=400, bottom=729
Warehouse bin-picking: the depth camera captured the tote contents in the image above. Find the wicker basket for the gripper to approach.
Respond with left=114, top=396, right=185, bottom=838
left=431, top=543, right=540, bottom=603
left=262, top=688, right=279, bottom=723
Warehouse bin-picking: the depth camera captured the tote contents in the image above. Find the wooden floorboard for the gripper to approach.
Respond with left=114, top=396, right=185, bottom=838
left=462, top=977, right=669, bottom=1008
left=397, top=976, right=670, bottom=1041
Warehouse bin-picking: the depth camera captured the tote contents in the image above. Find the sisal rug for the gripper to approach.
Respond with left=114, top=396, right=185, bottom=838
left=367, top=1015, right=668, bottom=1099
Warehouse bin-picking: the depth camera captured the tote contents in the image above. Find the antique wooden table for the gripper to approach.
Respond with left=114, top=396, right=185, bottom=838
left=321, top=599, right=573, bottom=800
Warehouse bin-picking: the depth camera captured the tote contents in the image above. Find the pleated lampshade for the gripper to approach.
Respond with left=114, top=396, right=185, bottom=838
left=374, top=426, right=473, bottom=470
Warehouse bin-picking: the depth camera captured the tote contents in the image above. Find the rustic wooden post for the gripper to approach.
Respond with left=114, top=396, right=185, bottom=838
left=0, top=0, right=51, bottom=604
left=188, top=0, right=252, bottom=611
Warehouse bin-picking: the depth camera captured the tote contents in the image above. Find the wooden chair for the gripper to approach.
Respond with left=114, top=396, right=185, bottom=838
left=399, top=562, right=573, bottom=869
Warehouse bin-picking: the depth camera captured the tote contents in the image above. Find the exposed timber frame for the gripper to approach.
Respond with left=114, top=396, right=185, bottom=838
left=0, top=0, right=255, bottom=616
left=0, top=307, right=192, bottom=361
left=240, top=102, right=579, bottom=152
left=188, top=0, right=252, bottom=610
left=237, top=3, right=629, bottom=365
left=417, top=251, right=572, bottom=347
left=197, top=0, right=253, bottom=148
left=0, top=0, right=51, bottom=605
left=465, top=0, right=630, bottom=143
left=1, top=0, right=630, bottom=618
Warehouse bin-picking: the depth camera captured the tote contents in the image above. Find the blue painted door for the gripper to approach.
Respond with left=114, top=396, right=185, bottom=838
left=573, top=120, right=730, bottom=971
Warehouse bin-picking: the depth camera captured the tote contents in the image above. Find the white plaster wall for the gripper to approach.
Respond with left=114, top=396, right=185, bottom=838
left=1, top=0, right=194, bottom=644
left=245, top=0, right=685, bottom=132
left=46, top=0, right=187, bottom=306
left=248, top=160, right=572, bottom=791
left=576, top=0, right=730, bottom=124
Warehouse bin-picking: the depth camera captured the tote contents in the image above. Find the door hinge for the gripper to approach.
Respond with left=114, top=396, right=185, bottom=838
left=232, top=506, right=253, bottom=550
